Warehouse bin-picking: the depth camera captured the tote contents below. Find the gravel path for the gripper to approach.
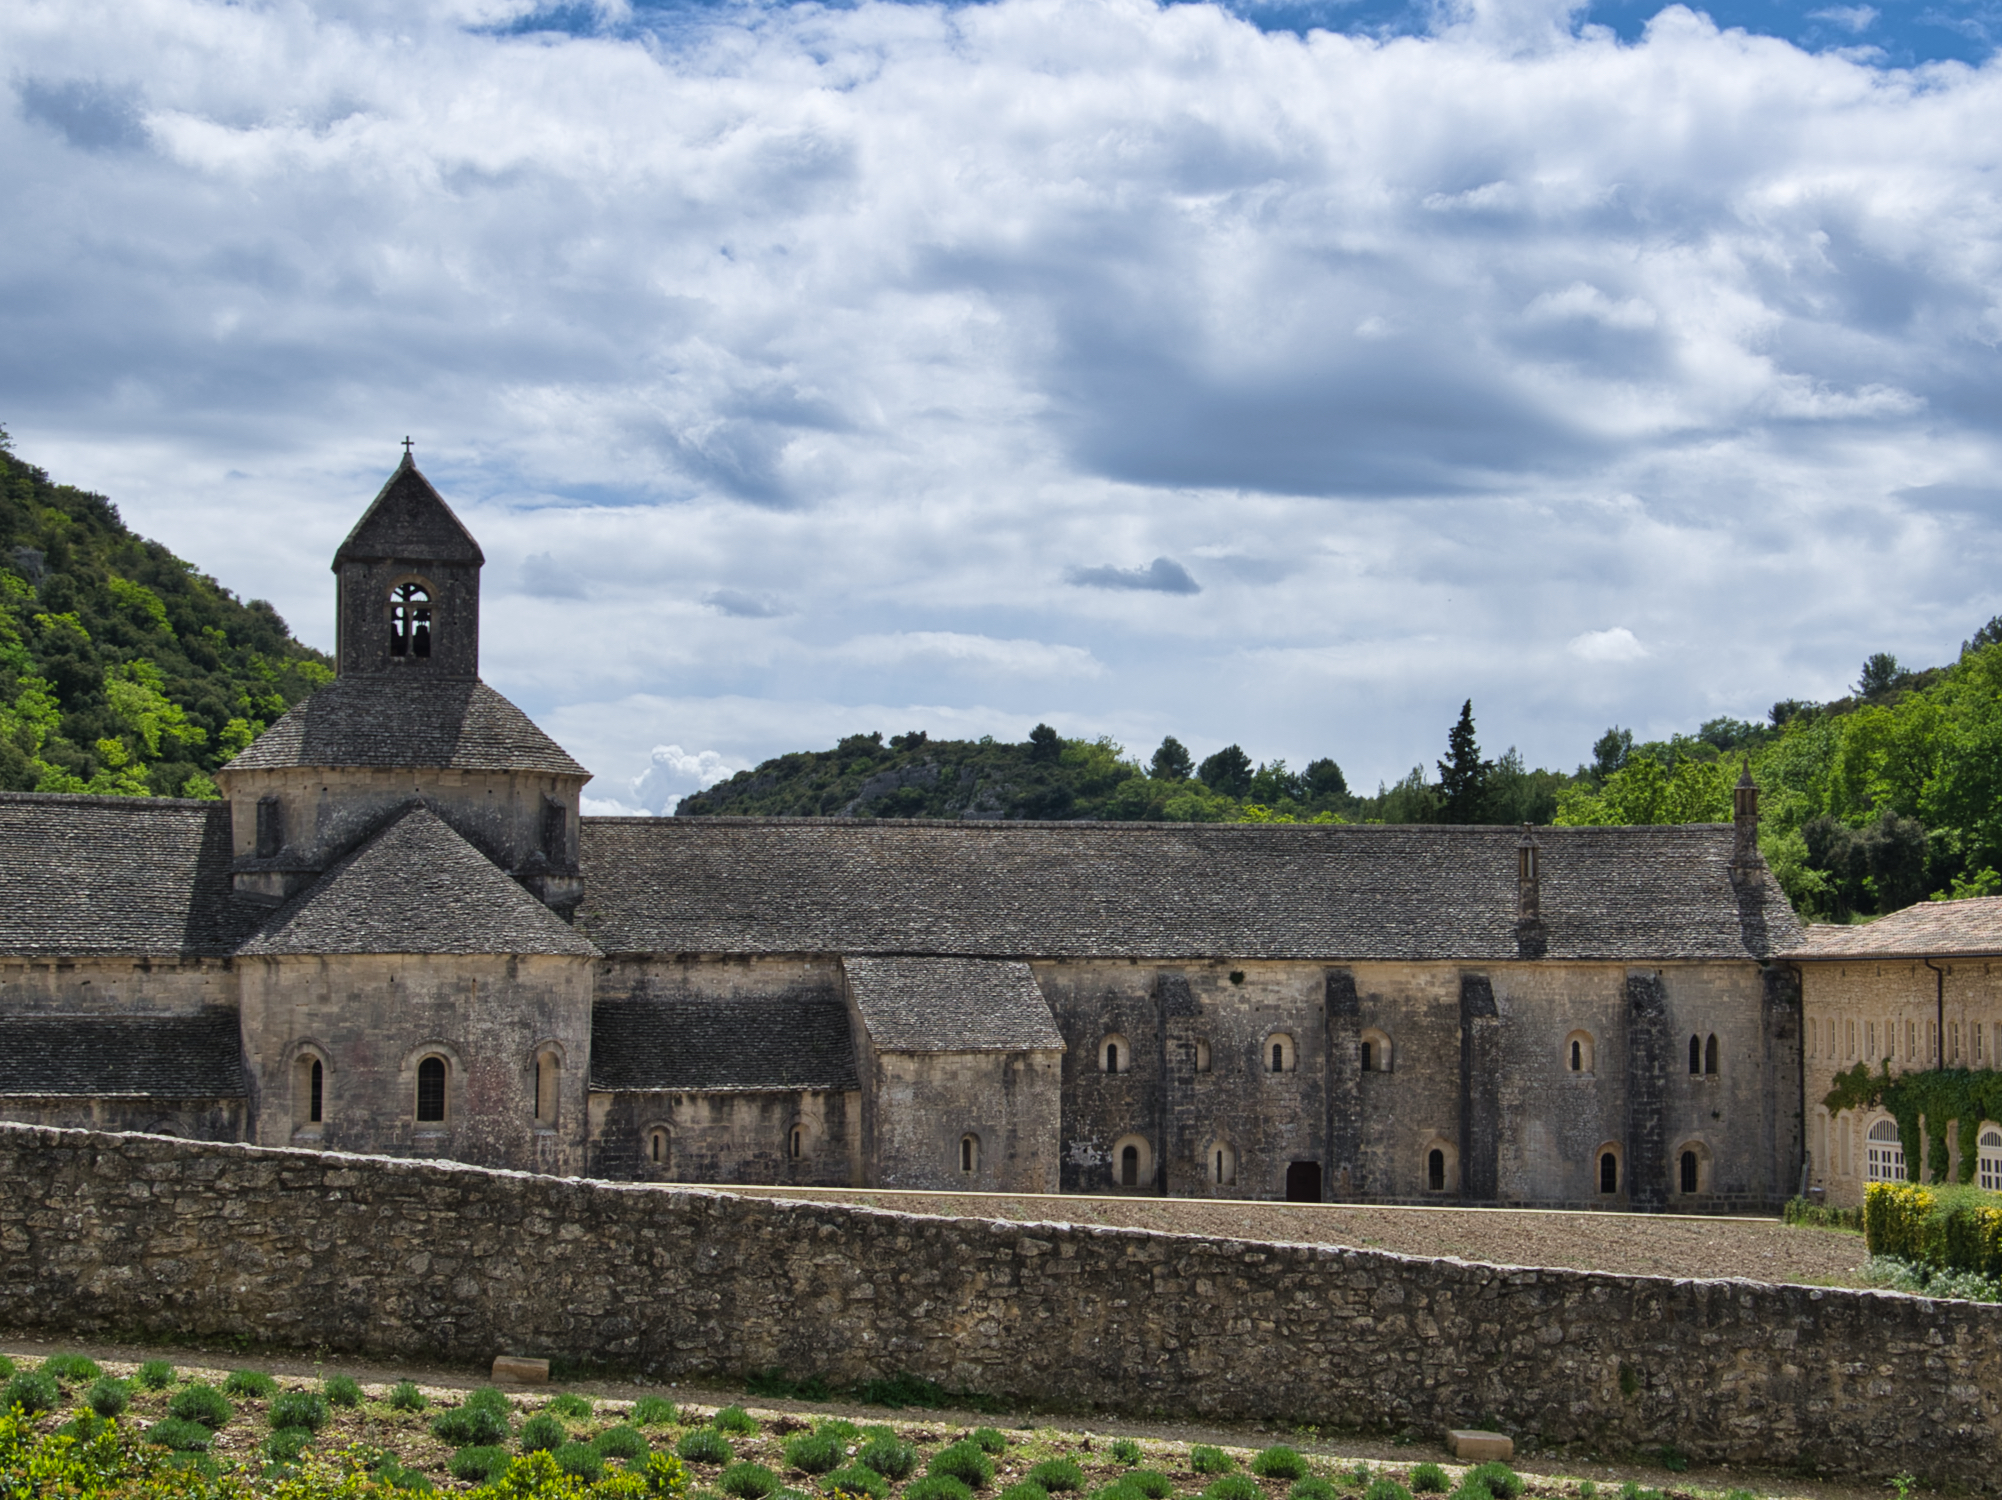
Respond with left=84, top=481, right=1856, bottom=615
left=714, top=1187, right=1872, bottom=1286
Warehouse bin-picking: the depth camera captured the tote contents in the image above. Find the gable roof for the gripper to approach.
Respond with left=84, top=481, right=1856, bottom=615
left=0, top=793, right=263, bottom=958
left=845, top=957, right=1064, bottom=1052
left=221, top=676, right=588, bottom=777
left=0, top=1012, right=245, bottom=1098
left=574, top=818, right=1800, bottom=963
left=238, top=805, right=600, bottom=958
left=1783, top=896, right=2002, bottom=961
left=333, top=456, right=484, bottom=567
left=589, top=995, right=859, bottom=1093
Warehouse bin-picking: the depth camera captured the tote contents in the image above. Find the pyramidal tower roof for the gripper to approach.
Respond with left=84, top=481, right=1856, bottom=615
left=332, top=451, right=485, bottom=568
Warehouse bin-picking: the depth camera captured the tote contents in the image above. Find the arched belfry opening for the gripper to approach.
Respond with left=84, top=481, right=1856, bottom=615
left=332, top=448, right=485, bottom=679
left=389, top=581, right=432, bottom=658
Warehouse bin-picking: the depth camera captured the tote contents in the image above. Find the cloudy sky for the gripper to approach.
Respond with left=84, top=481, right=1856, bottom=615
left=4, top=0, right=1999, bottom=813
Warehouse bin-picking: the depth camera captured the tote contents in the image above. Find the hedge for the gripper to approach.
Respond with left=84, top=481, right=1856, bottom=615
left=1865, top=1181, right=2002, bottom=1276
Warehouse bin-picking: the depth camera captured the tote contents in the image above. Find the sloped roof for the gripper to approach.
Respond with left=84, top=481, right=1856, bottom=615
left=0, top=1012, right=244, bottom=1098
left=333, top=456, right=484, bottom=567
left=1783, top=897, right=2002, bottom=960
left=221, top=676, right=587, bottom=777
left=845, top=956, right=1064, bottom=1052
left=0, top=794, right=263, bottom=957
left=574, top=818, right=1801, bottom=962
left=238, top=805, right=600, bottom=957
left=589, top=996, right=859, bottom=1092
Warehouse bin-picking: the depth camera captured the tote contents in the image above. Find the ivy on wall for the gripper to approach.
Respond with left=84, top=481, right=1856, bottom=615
left=1825, top=1063, right=2002, bottom=1183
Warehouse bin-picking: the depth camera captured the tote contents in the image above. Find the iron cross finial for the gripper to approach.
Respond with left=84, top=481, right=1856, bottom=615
left=402, top=436, right=414, bottom=458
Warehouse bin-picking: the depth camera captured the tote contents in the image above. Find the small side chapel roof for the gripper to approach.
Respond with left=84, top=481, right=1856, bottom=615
left=845, top=956, right=1064, bottom=1052
left=332, top=454, right=485, bottom=567
left=238, top=805, right=600, bottom=958
left=1782, top=896, right=2002, bottom=961
left=221, top=676, right=588, bottom=777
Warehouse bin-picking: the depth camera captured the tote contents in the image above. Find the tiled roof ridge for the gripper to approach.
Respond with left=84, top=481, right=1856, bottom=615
left=332, top=456, right=484, bottom=566
left=0, top=791, right=219, bottom=811
left=590, top=816, right=1735, bottom=834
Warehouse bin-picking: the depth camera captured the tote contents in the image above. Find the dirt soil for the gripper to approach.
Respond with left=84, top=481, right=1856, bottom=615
left=711, top=1188, right=1873, bottom=1288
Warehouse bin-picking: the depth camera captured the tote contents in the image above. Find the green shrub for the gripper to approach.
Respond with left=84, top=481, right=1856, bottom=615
left=1452, top=1481, right=1492, bottom=1500
left=1090, top=1484, right=1142, bottom=1500
left=323, top=1374, right=363, bottom=1408
left=1410, top=1466, right=1449, bottom=1494
left=167, top=1383, right=233, bottom=1429
left=548, top=1392, right=595, bottom=1419
left=87, top=1377, right=131, bottom=1418
left=681, top=1428, right=736, bottom=1465
left=387, top=1381, right=428, bottom=1412
left=1126, top=1473, right=1173, bottom=1499
left=1201, top=1478, right=1261, bottom=1500
left=929, top=1441, right=997, bottom=1489
left=1110, top=1441, right=1143, bottom=1468
left=466, top=1387, right=514, bottom=1414
left=265, top=1426, right=316, bottom=1462
left=1253, top=1447, right=1310, bottom=1481
left=1784, top=1196, right=1865, bottom=1232
left=135, top=1360, right=178, bottom=1391
left=1348, top=1464, right=1374, bottom=1488
left=1027, top=1460, right=1087, bottom=1493
left=723, top=1463, right=784, bottom=1499
left=1465, top=1463, right=1522, bottom=1499
left=1289, top=1480, right=1339, bottom=1500
left=378, top=1460, right=436, bottom=1493
left=1190, top=1447, right=1235, bottom=1476
left=225, top=1369, right=279, bottom=1398
left=2, top=1371, right=60, bottom=1416
left=634, top=1396, right=681, bottom=1427
left=859, top=1438, right=921, bottom=1480
left=42, top=1354, right=104, bottom=1384
left=823, top=1464, right=892, bottom=1499
left=165, top=1453, right=223, bottom=1478
left=147, top=1417, right=216, bottom=1452
left=970, top=1428, right=1009, bottom=1455
left=999, top=1484, right=1052, bottom=1500
left=786, top=1433, right=846, bottom=1475
left=452, top=1445, right=515, bottom=1482
left=56, top=1413, right=110, bottom=1444
left=1364, top=1480, right=1412, bottom=1500
left=1577, top=1485, right=1596, bottom=1500
left=0, top=1357, right=12, bottom=1381
left=268, top=1389, right=328, bottom=1432
left=815, top=1419, right=860, bottom=1444
left=596, top=1425, right=650, bottom=1460
left=1616, top=1484, right=1663, bottom=1500
left=1722, top=1490, right=1756, bottom=1500
left=1657, top=1447, right=1689, bottom=1475
left=433, top=1401, right=510, bottom=1447
left=713, top=1405, right=760, bottom=1435
left=854, top=1372, right=950, bottom=1409
left=554, top=1442, right=608, bottom=1481
left=907, top=1479, right=977, bottom=1500
left=522, top=1413, right=570, bottom=1452
left=860, top=1425, right=899, bottom=1443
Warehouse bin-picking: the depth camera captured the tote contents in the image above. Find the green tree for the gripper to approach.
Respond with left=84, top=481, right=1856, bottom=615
left=1436, top=700, right=1490, bottom=824
left=1303, top=757, right=1348, bottom=800
left=1197, top=745, right=1253, bottom=799
left=1149, top=735, right=1193, bottom=781
left=1027, top=723, right=1061, bottom=763
left=1857, top=652, right=1906, bottom=698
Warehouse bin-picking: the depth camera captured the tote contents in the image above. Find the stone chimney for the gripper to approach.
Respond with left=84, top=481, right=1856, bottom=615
left=1515, top=824, right=1547, bottom=959
left=1731, top=759, right=1764, bottom=882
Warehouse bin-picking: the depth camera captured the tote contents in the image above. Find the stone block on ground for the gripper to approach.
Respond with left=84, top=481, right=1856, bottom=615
left=1447, top=1431, right=1514, bottom=1462
left=492, top=1356, right=549, bottom=1383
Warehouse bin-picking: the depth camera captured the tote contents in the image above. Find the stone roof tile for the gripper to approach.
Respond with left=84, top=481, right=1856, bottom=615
left=332, top=456, right=484, bottom=566
left=221, top=676, right=587, bottom=776
left=574, top=818, right=1800, bottom=962
left=1782, top=897, right=2002, bottom=960
left=238, top=805, right=600, bottom=957
left=0, top=1012, right=245, bottom=1098
left=589, top=995, right=859, bottom=1092
left=0, top=794, right=262, bottom=957
left=845, top=956, right=1063, bottom=1052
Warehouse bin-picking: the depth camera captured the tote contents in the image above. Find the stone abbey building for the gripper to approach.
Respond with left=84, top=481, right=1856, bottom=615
left=0, top=458, right=1807, bottom=1210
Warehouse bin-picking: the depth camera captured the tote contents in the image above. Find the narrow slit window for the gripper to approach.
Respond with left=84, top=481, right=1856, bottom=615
left=1359, top=1040, right=1373, bottom=1073
left=1704, top=1035, right=1719, bottom=1075
left=1599, top=1151, right=1618, bottom=1194
left=389, top=582, right=433, bottom=659
left=416, top=1056, right=447, bottom=1123
left=1680, top=1149, right=1699, bottom=1193
left=1571, top=1039, right=1582, bottom=1072
left=1427, top=1148, right=1445, bottom=1192
left=1689, top=1035, right=1702, bottom=1074
left=1121, top=1144, right=1139, bottom=1187
left=960, top=1134, right=979, bottom=1174
left=647, top=1128, right=667, bottom=1165
left=309, top=1059, right=323, bottom=1125
left=790, top=1125, right=805, bottom=1160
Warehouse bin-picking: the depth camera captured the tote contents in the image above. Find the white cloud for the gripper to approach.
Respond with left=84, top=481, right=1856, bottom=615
left=3, top=0, right=2001, bottom=792
left=1809, top=5, right=1878, bottom=32
left=1568, top=627, right=1651, bottom=663
left=598, top=743, right=741, bottom=817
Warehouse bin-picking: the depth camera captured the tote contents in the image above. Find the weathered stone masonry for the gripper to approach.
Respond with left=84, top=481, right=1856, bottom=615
left=1, top=1124, right=1992, bottom=1489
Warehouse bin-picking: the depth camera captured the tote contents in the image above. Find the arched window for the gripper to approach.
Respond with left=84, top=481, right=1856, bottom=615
left=389, top=581, right=432, bottom=658
left=1110, top=1134, right=1152, bottom=1189
left=1688, top=1035, right=1702, bottom=1075
left=960, top=1134, right=980, bottom=1174
left=1267, top=1033, right=1295, bottom=1074
left=1360, top=1029, right=1392, bottom=1073
left=1867, top=1119, right=1905, bottom=1182
left=646, top=1127, right=669, bottom=1166
left=1705, top=1035, right=1720, bottom=1075
left=1428, top=1148, right=1445, bottom=1192
left=1359, top=1040, right=1372, bottom=1072
left=1209, top=1141, right=1237, bottom=1187
left=790, top=1124, right=807, bottom=1160
left=1680, top=1149, right=1699, bottom=1193
left=532, top=1048, right=560, bottom=1128
left=1100, top=1034, right=1129, bottom=1074
left=416, top=1056, right=447, bottom=1124
left=1600, top=1150, right=1619, bottom=1194
left=1193, top=1038, right=1211, bottom=1073
left=1980, top=1127, right=2002, bottom=1191
left=293, top=1052, right=326, bottom=1134
left=1121, top=1144, right=1140, bottom=1186
left=309, top=1060, right=324, bottom=1124
left=1565, top=1030, right=1595, bottom=1075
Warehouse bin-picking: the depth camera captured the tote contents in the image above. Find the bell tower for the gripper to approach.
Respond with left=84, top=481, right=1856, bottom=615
left=333, top=446, right=483, bottom=679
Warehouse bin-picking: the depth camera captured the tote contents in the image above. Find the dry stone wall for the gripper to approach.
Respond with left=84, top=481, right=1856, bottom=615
left=1, top=1123, right=1994, bottom=1489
